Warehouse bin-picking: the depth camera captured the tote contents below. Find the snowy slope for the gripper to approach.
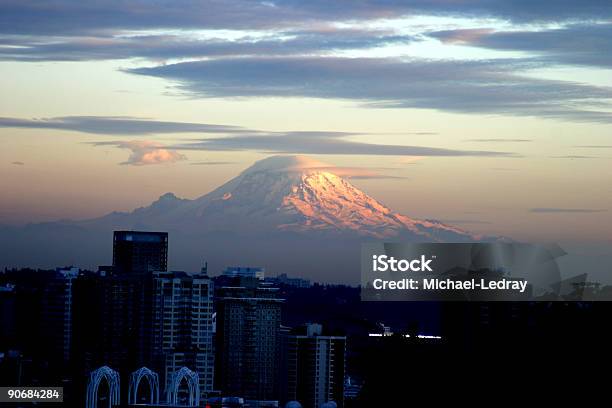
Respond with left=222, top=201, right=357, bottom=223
left=92, top=155, right=479, bottom=241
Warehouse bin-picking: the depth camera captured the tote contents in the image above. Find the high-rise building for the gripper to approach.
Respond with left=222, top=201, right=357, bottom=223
left=113, top=231, right=168, bottom=274
left=72, top=270, right=155, bottom=373
left=281, top=324, right=346, bottom=408
left=41, top=267, right=79, bottom=363
left=0, top=283, right=17, bottom=353
left=153, top=271, right=215, bottom=403
left=215, top=278, right=283, bottom=402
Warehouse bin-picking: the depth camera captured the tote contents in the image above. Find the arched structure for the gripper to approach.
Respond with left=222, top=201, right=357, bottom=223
left=128, top=367, right=159, bottom=405
left=86, top=366, right=120, bottom=408
left=166, top=367, right=200, bottom=406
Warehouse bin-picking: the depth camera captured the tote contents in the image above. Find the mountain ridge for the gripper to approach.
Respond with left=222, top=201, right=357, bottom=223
left=90, top=155, right=480, bottom=241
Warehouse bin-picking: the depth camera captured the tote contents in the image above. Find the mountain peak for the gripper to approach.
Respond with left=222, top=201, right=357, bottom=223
left=181, top=155, right=480, bottom=241
left=134, top=192, right=186, bottom=215
left=158, top=192, right=179, bottom=201
left=96, top=155, right=481, bottom=242
left=242, top=155, right=330, bottom=175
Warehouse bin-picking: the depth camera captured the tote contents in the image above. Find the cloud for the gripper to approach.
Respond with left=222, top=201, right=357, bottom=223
left=2, top=4, right=611, bottom=125
left=549, top=155, right=598, bottom=159
left=172, top=131, right=516, bottom=157
left=574, top=145, right=612, bottom=149
left=0, top=116, right=245, bottom=135
left=299, top=165, right=406, bottom=180
left=11, top=161, right=25, bottom=165
left=431, top=23, right=612, bottom=68
left=530, top=208, right=607, bottom=213
left=465, top=138, right=532, bottom=142
left=2, top=115, right=499, bottom=158
left=129, top=56, right=612, bottom=123
left=2, top=1, right=611, bottom=37
left=96, top=140, right=186, bottom=165
left=0, top=29, right=415, bottom=62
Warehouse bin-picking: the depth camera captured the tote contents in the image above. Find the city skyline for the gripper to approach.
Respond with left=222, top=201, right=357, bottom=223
left=0, top=228, right=351, bottom=407
left=0, top=1, right=611, bottom=248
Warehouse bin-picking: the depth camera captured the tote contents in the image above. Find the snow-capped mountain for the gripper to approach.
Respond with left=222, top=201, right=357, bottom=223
left=95, top=155, right=479, bottom=241
left=0, top=155, right=484, bottom=282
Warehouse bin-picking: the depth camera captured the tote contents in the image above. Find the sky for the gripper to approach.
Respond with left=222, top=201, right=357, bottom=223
left=0, top=0, right=611, bottom=247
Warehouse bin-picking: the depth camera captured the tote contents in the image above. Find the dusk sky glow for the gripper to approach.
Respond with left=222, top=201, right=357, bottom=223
left=1, top=1, right=611, bottom=246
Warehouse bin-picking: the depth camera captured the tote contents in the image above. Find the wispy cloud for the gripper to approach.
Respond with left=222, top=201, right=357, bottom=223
left=95, top=140, right=186, bottom=165
left=2, top=1, right=611, bottom=37
left=172, top=131, right=516, bottom=157
left=2, top=115, right=512, bottom=158
left=129, top=57, right=612, bottom=123
left=11, top=161, right=25, bottom=165
left=549, top=155, right=599, bottom=159
left=0, top=116, right=244, bottom=135
left=2, top=3, right=612, bottom=125
left=465, top=138, right=532, bottom=142
left=299, top=165, right=407, bottom=180
left=0, top=29, right=414, bottom=62
left=431, top=23, right=612, bottom=69
left=530, top=208, right=607, bottom=214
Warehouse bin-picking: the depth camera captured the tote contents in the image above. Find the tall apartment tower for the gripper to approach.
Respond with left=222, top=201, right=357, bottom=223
left=113, top=231, right=168, bottom=274
left=215, top=279, right=283, bottom=402
left=282, top=324, right=346, bottom=408
left=153, top=271, right=215, bottom=402
left=72, top=231, right=167, bottom=377
left=41, top=267, right=79, bottom=363
left=71, top=271, right=155, bottom=374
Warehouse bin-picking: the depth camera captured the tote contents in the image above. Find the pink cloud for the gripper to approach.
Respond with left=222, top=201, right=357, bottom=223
left=117, top=140, right=186, bottom=166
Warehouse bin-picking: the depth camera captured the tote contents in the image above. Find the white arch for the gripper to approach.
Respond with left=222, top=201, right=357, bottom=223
left=166, top=367, right=200, bottom=406
left=86, top=366, right=120, bottom=408
left=128, top=367, right=159, bottom=405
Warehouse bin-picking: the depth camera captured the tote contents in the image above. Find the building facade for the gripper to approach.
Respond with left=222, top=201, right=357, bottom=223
left=282, top=324, right=346, bottom=408
left=113, top=231, right=168, bottom=274
left=42, top=267, right=79, bottom=363
left=153, top=271, right=215, bottom=403
left=215, top=279, right=283, bottom=402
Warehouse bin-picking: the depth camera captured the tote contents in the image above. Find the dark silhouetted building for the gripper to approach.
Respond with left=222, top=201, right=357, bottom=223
left=215, top=277, right=283, bottom=402
left=42, top=267, right=79, bottom=363
left=113, top=231, right=168, bottom=274
left=72, top=271, right=155, bottom=374
left=0, top=283, right=17, bottom=357
left=281, top=324, right=346, bottom=408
